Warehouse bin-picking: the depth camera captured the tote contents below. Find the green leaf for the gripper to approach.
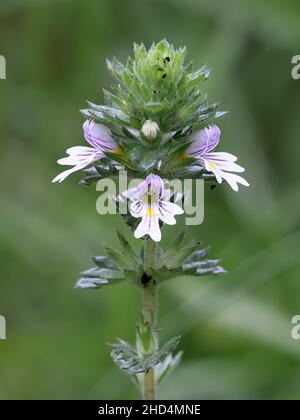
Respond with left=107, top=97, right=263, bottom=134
left=165, top=240, right=202, bottom=269
left=110, top=339, right=141, bottom=373
left=80, top=267, right=123, bottom=279
left=184, top=248, right=209, bottom=263
left=133, top=42, right=147, bottom=63
left=87, top=102, right=130, bottom=123
left=143, top=336, right=181, bottom=372
left=156, top=237, right=226, bottom=282
left=121, top=213, right=140, bottom=231
left=92, top=256, right=119, bottom=269
left=105, top=246, right=129, bottom=271
left=75, top=265, right=124, bottom=289
left=75, top=277, right=109, bottom=289
left=117, top=231, right=141, bottom=270
left=159, top=235, right=202, bottom=270
left=139, top=150, right=159, bottom=171
left=162, top=140, right=196, bottom=170
left=103, top=151, right=131, bottom=168
left=159, top=231, right=185, bottom=268
left=106, top=57, right=126, bottom=80
left=185, top=65, right=211, bottom=88
left=157, top=351, right=183, bottom=384
left=123, top=269, right=143, bottom=285
left=110, top=336, right=181, bottom=374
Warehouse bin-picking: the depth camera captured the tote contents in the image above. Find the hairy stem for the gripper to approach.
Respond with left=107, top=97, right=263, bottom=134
left=142, top=237, right=158, bottom=400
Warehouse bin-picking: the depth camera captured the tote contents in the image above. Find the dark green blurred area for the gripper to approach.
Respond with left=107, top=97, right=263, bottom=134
left=1, top=0, right=300, bottom=400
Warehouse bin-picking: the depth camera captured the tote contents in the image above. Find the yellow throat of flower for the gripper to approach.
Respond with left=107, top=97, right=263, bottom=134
left=114, top=146, right=123, bottom=155
left=146, top=207, right=155, bottom=217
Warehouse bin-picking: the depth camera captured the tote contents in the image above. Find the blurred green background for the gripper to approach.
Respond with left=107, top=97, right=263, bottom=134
left=1, top=0, right=300, bottom=400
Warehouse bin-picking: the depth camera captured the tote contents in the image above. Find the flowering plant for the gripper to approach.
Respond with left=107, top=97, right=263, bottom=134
left=53, top=40, right=248, bottom=399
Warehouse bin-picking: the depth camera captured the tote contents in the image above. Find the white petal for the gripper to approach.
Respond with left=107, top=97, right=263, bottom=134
left=130, top=200, right=146, bottom=218
left=57, top=155, right=92, bottom=165
left=159, top=201, right=184, bottom=225
left=216, top=161, right=244, bottom=173
left=203, top=156, right=249, bottom=190
left=57, top=146, right=102, bottom=166
left=204, top=153, right=245, bottom=173
left=52, top=165, right=84, bottom=183
left=53, top=147, right=102, bottom=183
left=203, top=160, right=223, bottom=183
left=205, top=152, right=238, bottom=162
left=219, top=171, right=249, bottom=191
left=66, top=146, right=97, bottom=156
left=134, top=214, right=162, bottom=242
left=159, top=212, right=176, bottom=225
left=148, top=215, right=161, bottom=242
left=134, top=217, right=150, bottom=239
left=121, top=185, right=140, bottom=201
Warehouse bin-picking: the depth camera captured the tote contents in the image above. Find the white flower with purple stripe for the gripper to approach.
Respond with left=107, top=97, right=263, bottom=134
left=188, top=125, right=249, bottom=191
left=129, top=174, right=184, bottom=242
left=52, top=120, right=119, bottom=183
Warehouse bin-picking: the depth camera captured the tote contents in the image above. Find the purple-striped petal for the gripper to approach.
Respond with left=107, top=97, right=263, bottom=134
left=203, top=155, right=249, bottom=191
left=83, top=120, right=116, bottom=151
left=205, top=125, right=221, bottom=152
left=129, top=174, right=183, bottom=241
left=204, top=152, right=244, bottom=172
left=52, top=146, right=103, bottom=183
left=188, top=124, right=221, bottom=157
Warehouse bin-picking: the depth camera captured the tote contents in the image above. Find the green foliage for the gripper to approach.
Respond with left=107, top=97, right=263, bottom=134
left=75, top=231, right=224, bottom=289
left=110, top=335, right=181, bottom=375
left=79, top=40, right=225, bottom=179
left=75, top=232, right=143, bottom=289
left=153, top=232, right=226, bottom=282
left=157, top=351, right=183, bottom=385
left=102, top=40, right=221, bottom=131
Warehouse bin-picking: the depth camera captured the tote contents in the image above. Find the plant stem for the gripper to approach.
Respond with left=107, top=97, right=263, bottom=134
left=142, top=237, right=158, bottom=400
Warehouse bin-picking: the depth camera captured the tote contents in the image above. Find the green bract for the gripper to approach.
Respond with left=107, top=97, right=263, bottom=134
left=80, top=40, right=226, bottom=182
left=75, top=231, right=225, bottom=290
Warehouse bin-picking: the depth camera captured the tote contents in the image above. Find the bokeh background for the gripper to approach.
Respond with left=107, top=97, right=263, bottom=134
left=1, top=0, right=300, bottom=400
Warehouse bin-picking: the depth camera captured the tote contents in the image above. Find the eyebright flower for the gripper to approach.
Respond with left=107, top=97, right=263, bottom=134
left=129, top=174, right=183, bottom=242
left=141, top=120, right=160, bottom=140
left=52, top=120, right=118, bottom=183
left=188, top=125, right=249, bottom=191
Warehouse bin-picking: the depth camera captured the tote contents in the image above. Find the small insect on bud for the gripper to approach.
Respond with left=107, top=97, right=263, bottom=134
left=141, top=120, right=160, bottom=140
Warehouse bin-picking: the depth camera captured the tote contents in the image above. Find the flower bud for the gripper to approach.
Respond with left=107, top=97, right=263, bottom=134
left=141, top=120, right=160, bottom=140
